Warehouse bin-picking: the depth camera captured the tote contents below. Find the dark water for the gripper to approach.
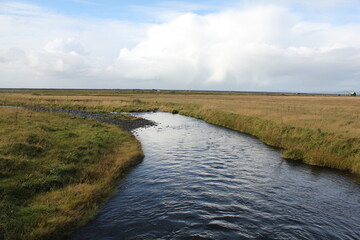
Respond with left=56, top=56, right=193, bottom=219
left=69, top=112, right=360, bottom=240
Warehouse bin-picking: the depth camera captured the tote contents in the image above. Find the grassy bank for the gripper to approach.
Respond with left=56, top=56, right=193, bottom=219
left=0, top=107, right=143, bottom=239
left=147, top=94, right=360, bottom=177
left=179, top=108, right=360, bottom=174
left=1, top=90, right=359, bottom=177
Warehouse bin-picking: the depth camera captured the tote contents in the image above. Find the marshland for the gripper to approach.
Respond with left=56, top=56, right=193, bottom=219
left=0, top=90, right=360, bottom=239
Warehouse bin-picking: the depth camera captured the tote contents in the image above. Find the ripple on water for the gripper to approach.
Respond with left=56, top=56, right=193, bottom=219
left=69, top=112, right=360, bottom=240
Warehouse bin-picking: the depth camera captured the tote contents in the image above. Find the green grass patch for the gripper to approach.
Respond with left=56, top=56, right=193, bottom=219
left=0, top=108, right=143, bottom=239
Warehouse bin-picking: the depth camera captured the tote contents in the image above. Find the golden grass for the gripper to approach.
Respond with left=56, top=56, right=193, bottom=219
left=1, top=90, right=360, bottom=238
left=4, top=91, right=358, bottom=136
left=1, top=90, right=359, bottom=175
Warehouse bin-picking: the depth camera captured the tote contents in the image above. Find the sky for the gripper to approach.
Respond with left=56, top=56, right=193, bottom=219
left=1, top=0, right=360, bottom=92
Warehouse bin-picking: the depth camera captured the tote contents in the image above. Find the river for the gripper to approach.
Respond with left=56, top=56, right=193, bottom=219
left=69, top=112, right=360, bottom=240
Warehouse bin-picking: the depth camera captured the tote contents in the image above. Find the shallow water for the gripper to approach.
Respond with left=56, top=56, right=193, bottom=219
left=69, top=112, right=360, bottom=240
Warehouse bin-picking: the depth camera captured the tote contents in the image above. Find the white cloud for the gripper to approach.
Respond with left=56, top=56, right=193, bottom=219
left=1, top=1, right=360, bottom=91
left=112, top=5, right=360, bottom=91
left=0, top=1, right=149, bottom=88
left=128, top=1, right=217, bottom=23
left=44, top=38, right=88, bottom=56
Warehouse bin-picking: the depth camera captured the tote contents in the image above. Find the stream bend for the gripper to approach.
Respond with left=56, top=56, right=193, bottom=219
left=69, top=112, right=360, bottom=240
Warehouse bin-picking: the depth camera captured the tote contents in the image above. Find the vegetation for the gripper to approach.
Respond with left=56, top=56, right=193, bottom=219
left=0, top=107, right=143, bottom=239
left=1, top=90, right=359, bottom=177
left=0, top=89, right=360, bottom=237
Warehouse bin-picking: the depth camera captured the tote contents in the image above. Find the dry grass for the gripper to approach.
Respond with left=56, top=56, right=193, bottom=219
left=1, top=90, right=360, bottom=239
left=130, top=94, right=360, bottom=138
left=4, top=91, right=358, bottom=137
left=1, top=90, right=359, bottom=175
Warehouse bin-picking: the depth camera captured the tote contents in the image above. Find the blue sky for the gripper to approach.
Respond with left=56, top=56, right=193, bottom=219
left=1, top=0, right=360, bottom=91
left=13, top=0, right=360, bottom=23
left=11, top=0, right=224, bottom=22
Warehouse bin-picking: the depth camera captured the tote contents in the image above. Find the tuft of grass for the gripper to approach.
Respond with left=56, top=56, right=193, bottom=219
left=0, top=107, right=143, bottom=239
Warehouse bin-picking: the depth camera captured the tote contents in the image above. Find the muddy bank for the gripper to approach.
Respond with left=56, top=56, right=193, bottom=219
left=28, top=107, right=156, bottom=131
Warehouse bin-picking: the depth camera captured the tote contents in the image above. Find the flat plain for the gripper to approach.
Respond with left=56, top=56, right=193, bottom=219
left=1, top=90, right=360, bottom=239
left=1, top=90, right=359, bottom=174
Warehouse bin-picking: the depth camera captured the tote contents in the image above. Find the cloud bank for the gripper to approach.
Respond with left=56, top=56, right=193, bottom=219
left=1, top=2, right=360, bottom=91
left=113, top=6, right=360, bottom=91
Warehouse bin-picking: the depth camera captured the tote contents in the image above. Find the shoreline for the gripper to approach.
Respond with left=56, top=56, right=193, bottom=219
left=2, top=102, right=359, bottom=180
left=27, top=107, right=157, bottom=132
left=1, top=101, right=359, bottom=238
left=172, top=108, right=360, bottom=182
left=0, top=107, right=154, bottom=239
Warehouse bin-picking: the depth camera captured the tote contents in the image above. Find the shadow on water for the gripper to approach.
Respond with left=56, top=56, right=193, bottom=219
left=69, top=112, right=360, bottom=240
left=284, top=157, right=357, bottom=182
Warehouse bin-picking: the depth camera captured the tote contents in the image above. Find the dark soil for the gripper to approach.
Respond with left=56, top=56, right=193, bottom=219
left=28, top=107, right=156, bottom=131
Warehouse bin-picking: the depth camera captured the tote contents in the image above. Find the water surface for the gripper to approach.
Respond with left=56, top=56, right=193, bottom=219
left=70, top=112, right=360, bottom=240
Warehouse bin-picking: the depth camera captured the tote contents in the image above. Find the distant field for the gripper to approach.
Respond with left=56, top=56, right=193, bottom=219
left=1, top=90, right=359, bottom=177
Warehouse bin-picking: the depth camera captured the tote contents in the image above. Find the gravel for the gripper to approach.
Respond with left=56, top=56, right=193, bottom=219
left=28, top=107, right=157, bottom=132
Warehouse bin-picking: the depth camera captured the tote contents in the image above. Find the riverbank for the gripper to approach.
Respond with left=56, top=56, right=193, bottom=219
left=1, top=90, right=359, bottom=178
left=0, top=107, right=153, bottom=239
left=28, top=107, right=156, bottom=131
left=176, top=108, right=360, bottom=178
left=69, top=111, right=360, bottom=240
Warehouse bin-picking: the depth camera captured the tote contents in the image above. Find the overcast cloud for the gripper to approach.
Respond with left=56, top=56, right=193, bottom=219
left=1, top=1, right=360, bottom=91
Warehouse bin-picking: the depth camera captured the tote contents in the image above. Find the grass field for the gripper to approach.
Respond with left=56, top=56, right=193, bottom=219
left=1, top=90, right=360, bottom=238
left=1, top=90, right=359, bottom=177
left=0, top=106, right=143, bottom=239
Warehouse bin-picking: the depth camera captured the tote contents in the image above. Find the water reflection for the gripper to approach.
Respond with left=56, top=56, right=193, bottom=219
left=69, top=112, right=360, bottom=240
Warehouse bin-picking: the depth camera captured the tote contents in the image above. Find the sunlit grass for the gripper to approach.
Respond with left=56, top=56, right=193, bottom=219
left=2, top=90, right=358, bottom=175
left=1, top=90, right=360, bottom=237
left=0, top=107, right=143, bottom=239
